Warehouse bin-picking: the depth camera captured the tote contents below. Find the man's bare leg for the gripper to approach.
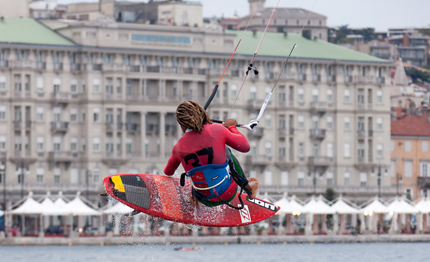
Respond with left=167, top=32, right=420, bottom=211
left=245, top=177, right=259, bottom=200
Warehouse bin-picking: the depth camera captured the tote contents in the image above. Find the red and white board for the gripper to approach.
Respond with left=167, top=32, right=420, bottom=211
left=103, top=173, right=280, bottom=227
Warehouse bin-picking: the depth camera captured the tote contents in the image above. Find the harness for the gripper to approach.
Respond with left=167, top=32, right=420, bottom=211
left=180, top=160, right=245, bottom=210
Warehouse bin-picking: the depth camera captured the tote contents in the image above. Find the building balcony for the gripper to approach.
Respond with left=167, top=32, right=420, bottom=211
left=278, top=128, right=287, bottom=137
left=48, top=151, right=80, bottom=163
left=356, top=75, right=375, bottom=84
left=146, top=124, right=160, bottom=135
left=275, top=156, right=298, bottom=170
left=70, top=63, right=80, bottom=71
left=147, top=96, right=160, bottom=102
left=308, top=156, right=333, bottom=166
left=126, top=95, right=143, bottom=101
left=146, top=65, right=161, bottom=73
left=165, top=124, right=177, bottom=135
left=51, top=122, right=69, bottom=133
left=309, top=129, right=326, bottom=139
left=368, top=130, right=374, bottom=137
left=103, top=63, right=126, bottom=72
left=418, top=177, right=430, bottom=189
left=376, top=77, right=385, bottom=84
left=102, top=152, right=128, bottom=166
left=247, top=99, right=268, bottom=109
left=327, top=75, right=336, bottom=83
left=310, top=101, right=328, bottom=112
left=298, top=74, right=307, bottom=81
left=246, top=155, right=272, bottom=165
left=279, top=72, right=296, bottom=80
left=127, top=65, right=141, bottom=73
left=164, top=96, right=179, bottom=102
left=0, top=60, right=8, bottom=68
left=265, top=72, right=275, bottom=80
left=9, top=60, right=35, bottom=69
left=183, top=67, right=194, bottom=74
left=126, top=152, right=141, bottom=158
left=51, top=92, right=70, bottom=103
left=312, top=74, right=321, bottom=82
left=357, top=129, right=366, bottom=139
left=248, top=128, right=264, bottom=138
left=125, top=123, right=140, bottom=132
left=53, top=63, right=63, bottom=71
left=105, top=122, right=114, bottom=131
left=231, top=69, right=241, bottom=77
left=345, top=75, right=353, bottom=83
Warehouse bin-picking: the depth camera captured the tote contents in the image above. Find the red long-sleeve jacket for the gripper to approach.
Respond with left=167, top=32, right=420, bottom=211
left=164, top=123, right=250, bottom=176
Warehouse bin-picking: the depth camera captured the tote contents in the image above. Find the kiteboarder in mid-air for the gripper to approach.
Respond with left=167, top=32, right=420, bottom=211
left=164, top=101, right=259, bottom=209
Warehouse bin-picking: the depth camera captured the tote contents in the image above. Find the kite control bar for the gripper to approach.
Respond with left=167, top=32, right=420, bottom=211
left=211, top=119, right=259, bottom=131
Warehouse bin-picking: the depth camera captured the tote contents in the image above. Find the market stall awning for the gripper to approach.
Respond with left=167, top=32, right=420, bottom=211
left=360, top=196, right=389, bottom=214
left=415, top=197, right=430, bottom=213
left=274, top=194, right=305, bottom=214
left=302, top=195, right=334, bottom=214
left=66, top=192, right=100, bottom=216
left=102, top=202, right=133, bottom=215
left=330, top=195, right=361, bottom=214
left=39, top=198, right=72, bottom=216
left=9, top=192, right=42, bottom=214
left=387, top=196, right=418, bottom=214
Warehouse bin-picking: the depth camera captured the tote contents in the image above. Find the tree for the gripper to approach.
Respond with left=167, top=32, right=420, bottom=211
left=325, top=188, right=337, bottom=202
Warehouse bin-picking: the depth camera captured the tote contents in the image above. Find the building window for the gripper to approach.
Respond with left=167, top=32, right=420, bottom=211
left=70, top=108, right=78, bottom=123
left=298, top=142, right=305, bottom=156
left=312, top=143, right=319, bottom=157
left=312, top=88, right=319, bottom=102
left=70, top=137, right=78, bottom=152
left=421, top=162, right=429, bottom=177
left=422, top=141, right=428, bottom=152
left=281, top=171, right=288, bottom=186
left=0, top=75, right=5, bottom=90
left=377, top=144, right=383, bottom=158
left=344, top=143, right=350, bottom=158
left=405, top=141, right=412, bottom=152
left=0, top=106, right=5, bottom=120
left=344, top=89, right=350, bottom=103
left=377, top=117, right=383, bottom=131
left=264, top=171, right=272, bottom=185
left=265, top=141, right=272, bottom=156
left=298, top=171, right=304, bottom=186
left=344, top=172, right=350, bottom=186
left=265, top=114, right=272, bottom=127
left=344, top=117, right=350, bottom=130
left=327, top=89, right=333, bottom=103
left=376, top=90, right=383, bottom=104
left=391, top=140, right=395, bottom=151
left=93, top=168, right=100, bottom=183
left=93, top=78, right=100, bottom=93
left=360, top=172, right=367, bottom=187
left=54, top=168, right=61, bottom=184
left=93, top=108, right=100, bottom=122
left=327, top=143, right=333, bottom=157
left=326, top=115, right=333, bottom=130
left=231, top=84, right=237, bottom=99
left=0, top=136, right=6, bottom=151
left=326, top=172, right=333, bottom=187
left=250, top=86, right=257, bottom=100
left=71, top=79, right=78, bottom=93
left=250, top=141, right=257, bottom=156
left=298, top=115, right=304, bottom=130
left=404, top=160, right=412, bottom=177
left=37, top=136, right=44, bottom=152
left=312, top=115, right=319, bottom=129
left=36, top=168, right=44, bottom=183
left=37, top=76, right=44, bottom=92
left=53, top=78, right=61, bottom=93
left=93, top=137, right=100, bottom=152
left=53, top=136, right=61, bottom=152
left=298, top=87, right=304, bottom=102
left=126, top=138, right=133, bottom=153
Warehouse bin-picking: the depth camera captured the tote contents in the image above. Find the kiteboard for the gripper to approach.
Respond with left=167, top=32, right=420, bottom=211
left=103, top=173, right=279, bottom=227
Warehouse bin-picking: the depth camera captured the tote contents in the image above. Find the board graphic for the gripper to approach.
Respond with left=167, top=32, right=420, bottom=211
left=103, top=173, right=280, bottom=227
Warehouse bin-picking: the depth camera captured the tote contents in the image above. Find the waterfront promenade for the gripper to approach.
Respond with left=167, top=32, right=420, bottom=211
left=2, top=234, right=430, bottom=246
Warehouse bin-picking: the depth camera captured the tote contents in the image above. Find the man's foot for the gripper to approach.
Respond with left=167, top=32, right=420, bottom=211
left=190, top=192, right=200, bottom=209
left=246, top=177, right=259, bottom=200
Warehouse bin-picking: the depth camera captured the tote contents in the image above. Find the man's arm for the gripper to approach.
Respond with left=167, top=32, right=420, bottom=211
left=223, top=120, right=250, bottom=153
left=164, top=147, right=181, bottom=176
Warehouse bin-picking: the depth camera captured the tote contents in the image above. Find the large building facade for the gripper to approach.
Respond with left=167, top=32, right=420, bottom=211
left=0, top=17, right=394, bottom=208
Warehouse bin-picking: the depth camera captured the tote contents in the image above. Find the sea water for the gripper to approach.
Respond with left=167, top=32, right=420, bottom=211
left=0, top=243, right=427, bottom=262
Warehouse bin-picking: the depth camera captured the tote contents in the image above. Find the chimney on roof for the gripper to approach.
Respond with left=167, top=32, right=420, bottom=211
left=403, top=34, right=410, bottom=47
left=0, top=17, right=4, bottom=22
left=252, top=29, right=257, bottom=37
left=284, top=30, right=288, bottom=38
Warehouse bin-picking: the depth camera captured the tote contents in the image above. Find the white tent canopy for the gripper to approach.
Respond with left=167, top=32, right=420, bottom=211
left=275, top=194, right=305, bottom=214
left=387, top=196, right=419, bottom=214
left=360, top=196, right=389, bottom=214
left=330, top=195, right=361, bottom=214
left=66, top=192, right=100, bottom=216
left=415, top=197, right=430, bottom=213
left=273, top=193, right=289, bottom=214
left=302, top=195, right=334, bottom=214
left=39, top=198, right=71, bottom=216
left=0, top=210, right=3, bottom=216
left=9, top=192, right=42, bottom=214
left=102, top=202, right=133, bottom=215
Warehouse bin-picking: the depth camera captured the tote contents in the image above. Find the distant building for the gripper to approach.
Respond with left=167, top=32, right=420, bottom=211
left=227, top=0, right=328, bottom=41
left=64, top=0, right=203, bottom=27
left=391, top=107, right=430, bottom=200
left=0, top=0, right=29, bottom=18
left=29, top=0, right=66, bottom=19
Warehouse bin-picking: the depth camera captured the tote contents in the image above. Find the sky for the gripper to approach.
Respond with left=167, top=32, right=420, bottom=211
left=57, top=0, right=430, bottom=31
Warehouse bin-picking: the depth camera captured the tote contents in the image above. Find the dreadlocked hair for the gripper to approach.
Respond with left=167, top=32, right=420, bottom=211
left=176, top=101, right=212, bottom=133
